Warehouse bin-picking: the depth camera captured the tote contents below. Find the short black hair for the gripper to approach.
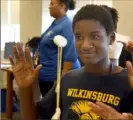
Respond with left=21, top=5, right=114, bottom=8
left=102, top=5, right=119, bottom=31
left=59, top=0, right=76, bottom=11
left=73, top=4, right=115, bottom=35
left=26, top=37, right=41, bottom=48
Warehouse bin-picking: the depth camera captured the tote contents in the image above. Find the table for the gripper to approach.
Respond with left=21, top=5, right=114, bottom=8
left=1, top=63, right=14, bottom=119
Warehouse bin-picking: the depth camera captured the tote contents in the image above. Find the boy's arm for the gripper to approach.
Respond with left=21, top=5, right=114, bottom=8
left=19, top=87, right=38, bottom=120
left=36, top=83, right=56, bottom=119
left=19, top=83, right=56, bottom=120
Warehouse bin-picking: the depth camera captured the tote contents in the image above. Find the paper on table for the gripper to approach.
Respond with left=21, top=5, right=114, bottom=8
left=1, top=64, right=12, bottom=69
left=115, top=33, right=132, bottom=44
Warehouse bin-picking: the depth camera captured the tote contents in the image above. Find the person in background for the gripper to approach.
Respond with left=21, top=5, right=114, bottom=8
left=119, top=40, right=133, bottom=67
left=102, top=5, right=133, bottom=67
left=26, top=37, right=41, bottom=66
left=26, top=37, right=41, bottom=55
left=28, top=0, right=81, bottom=97
left=126, top=41, right=133, bottom=53
left=9, top=4, right=133, bottom=120
left=102, top=5, right=123, bottom=65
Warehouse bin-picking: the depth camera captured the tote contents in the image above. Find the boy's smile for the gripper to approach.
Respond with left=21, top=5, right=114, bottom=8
left=74, top=20, right=111, bottom=64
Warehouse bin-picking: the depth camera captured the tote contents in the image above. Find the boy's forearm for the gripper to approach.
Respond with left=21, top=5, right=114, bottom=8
left=19, top=87, right=38, bottom=120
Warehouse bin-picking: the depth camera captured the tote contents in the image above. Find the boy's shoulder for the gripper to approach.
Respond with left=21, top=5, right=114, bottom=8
left=61, top=68, right=129, bottom=82
left=63, top=67, right=84, bottom=78
left=61, top=68, right=84, bottom=85
left=63, top=67, right=128, bottom=77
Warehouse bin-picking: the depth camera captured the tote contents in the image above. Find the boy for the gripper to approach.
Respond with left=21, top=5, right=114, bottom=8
left=9, top=5, right=133, bottom=120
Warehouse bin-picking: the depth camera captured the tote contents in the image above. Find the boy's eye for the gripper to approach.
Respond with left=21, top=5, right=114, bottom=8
left=75, top=35, right=83, bottom=41
left=91, top=35, right=100, bottom=40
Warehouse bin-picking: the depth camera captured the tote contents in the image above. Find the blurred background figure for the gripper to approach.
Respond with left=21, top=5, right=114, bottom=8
left=27, top=0, right=81, bottom=97
left=102, top=5, right=133, bottom=67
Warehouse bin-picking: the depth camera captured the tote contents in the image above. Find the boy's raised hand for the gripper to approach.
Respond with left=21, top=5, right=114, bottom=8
left=126, top=61, right=133, bottom=88
left=9, top=43, right=42, bottom=88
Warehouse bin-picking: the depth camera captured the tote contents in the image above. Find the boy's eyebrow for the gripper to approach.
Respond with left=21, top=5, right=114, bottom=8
left=90, top=30, right=101, bottom=34
left=74, top=30, right=101, bottom=35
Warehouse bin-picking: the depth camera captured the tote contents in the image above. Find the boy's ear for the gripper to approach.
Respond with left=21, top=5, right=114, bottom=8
left=110, top=32, right=116, bottom=45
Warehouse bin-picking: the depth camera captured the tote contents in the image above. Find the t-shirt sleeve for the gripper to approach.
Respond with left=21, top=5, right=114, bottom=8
left=36, top=83, right=56, bottom=119
left=62, top=28, right=78, bottom=63
left=120, top=90, right=133, bottom=114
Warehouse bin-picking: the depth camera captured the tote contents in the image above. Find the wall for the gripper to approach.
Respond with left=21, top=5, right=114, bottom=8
left=1, top=0, right=8, bottom=25
left=1, top=0, right=42, bottom=43
left=20, top=1, right=42, bottom=43
left=113, top=1, right=133, bottom=38
left=1, top=0, right=42, bottom=89
left=1, top=0, right=19, bottom=24
left=10, top=1, right=20, bottom=24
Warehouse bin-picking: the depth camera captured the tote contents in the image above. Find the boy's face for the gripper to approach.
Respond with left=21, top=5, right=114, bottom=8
left=74, top=20, right=111, bottom=64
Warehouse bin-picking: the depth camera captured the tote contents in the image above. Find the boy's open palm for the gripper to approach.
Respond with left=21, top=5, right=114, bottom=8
left=89, top=61, right=133, bottom=119
left=9, top=43, right=42, bottom=88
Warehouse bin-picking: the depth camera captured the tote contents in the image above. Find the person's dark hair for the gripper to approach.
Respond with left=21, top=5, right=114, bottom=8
left=102, top=5, right=119, bottom=31
left=26, top=37, right=41, bottom=48
left=73, top=4, right=115, bottom=35
left=59, top=0, right=76, bottom=11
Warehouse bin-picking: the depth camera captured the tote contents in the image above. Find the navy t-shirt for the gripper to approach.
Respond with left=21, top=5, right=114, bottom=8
left=37, top=68, right=133, bottom=120
left=38, top=15, right=80, bottom=81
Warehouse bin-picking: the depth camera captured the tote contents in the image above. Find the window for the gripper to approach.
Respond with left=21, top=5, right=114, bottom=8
left=1, top=24, right=20, bottom=51
left=1, top=0, right=20, bottom=51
